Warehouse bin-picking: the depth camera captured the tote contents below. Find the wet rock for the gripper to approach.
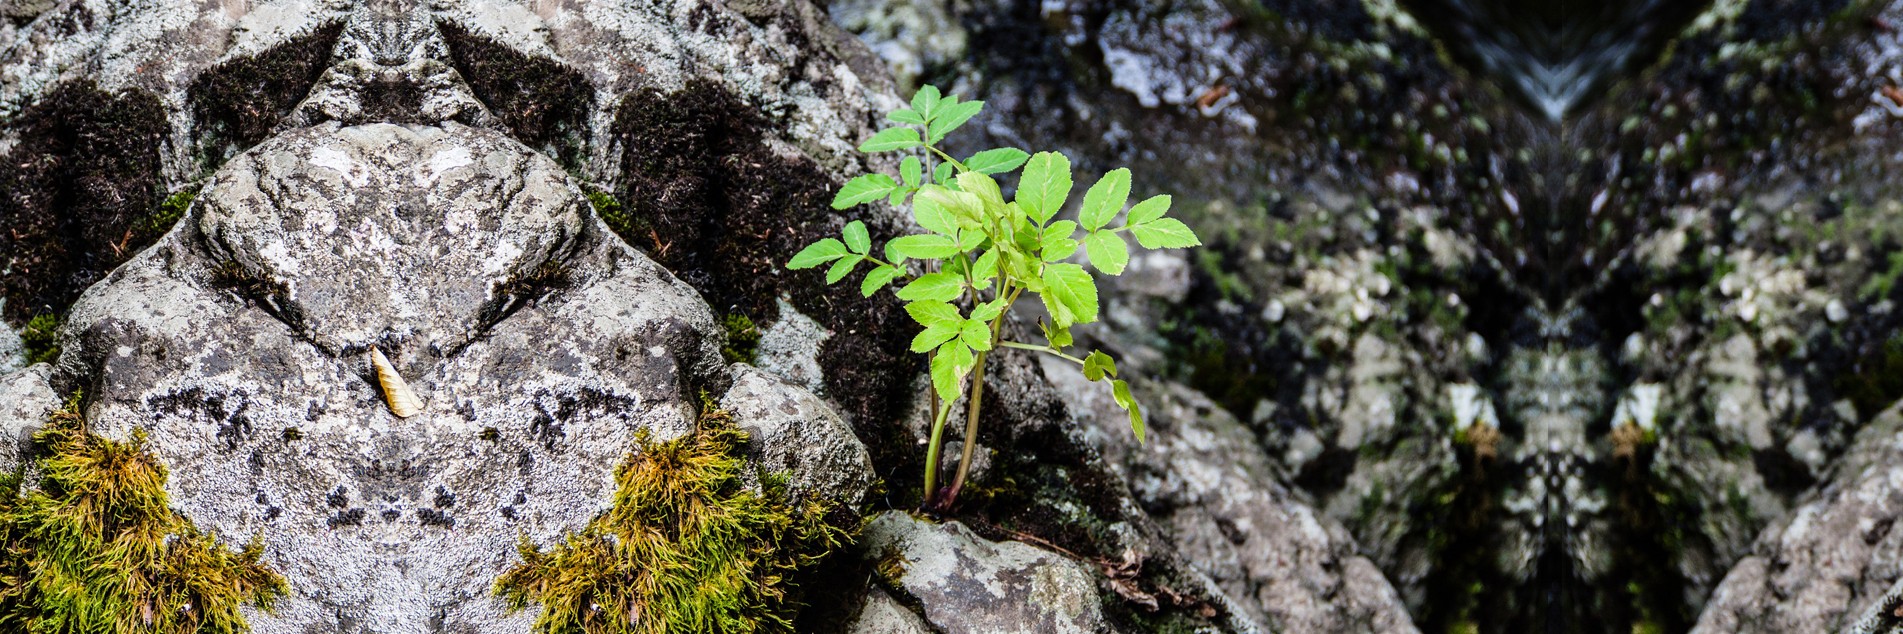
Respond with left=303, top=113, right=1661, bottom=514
left=860, top=510, right=1112, bottom=634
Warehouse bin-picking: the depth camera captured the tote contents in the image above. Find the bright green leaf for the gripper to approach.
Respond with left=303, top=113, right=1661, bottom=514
left=888, top=108, right=925, bottom=125
left=905, top=301, right=963, bottom=329
left=861, top=265, right=903, bottom=297
left=897, top=272, right=965, bottom=302
left=919, top=186, right=985, bottom=227
left=1111, top=379, right=1144, bottom=443
left=901, top=156, right=923, bottom=187
left=1125, top=194, right=1172, bottom=226
left=1042, top=236, right=1078, bottom=262
left=1043, top=319, right=1074, bottom=349
left=1079, top=168, right=1130, bottom=231
left=842, top=220, right=870, bottom=254
left=1082, top=350, right=1117, bottom=382
left=930, top=341, right=975, bottom=400
left=971, top=248, right=1000, bottom=286
left=825, top=254, right=863, bottom=284
left=912, top=188, right=959, bottom=235
left=833, top=174, right=900, bottom=209
left=1130, top=218, right=1203, bottom=249
left=886, top=234, right=961, bottom=259
left=959, top=319, right=993, bottom=351
left=912, top=85, right=942, bottom=121
left=928, top=100, right=985, bottom=144
left=964, top=148, right=1030, bottom=174
left=860, top=127, right=922, bottom=153
left=932, top=161, right=956, bottom=185
left=885, top=241, right=910, bottom=266
left=972, top=298, right=1007, bottom=322
left=1041, top=263, right=1099, bottom=326
left=956, top=171, right=1005, bottom=211
left=1084, top=231, right=1129, bottom=275
left=1018, top=152, right=1073, bottom=225
left=787, top=238, right=848, bottom=269
left=911, top=325, right=960, bottom=353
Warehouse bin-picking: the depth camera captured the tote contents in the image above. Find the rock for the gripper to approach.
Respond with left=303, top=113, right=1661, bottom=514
left=0, top=364, right=58, bottom=472
left=840, top=586, right=935, bottom=634
left=719, top=363, right=875, bottom=505
left=860, top=510, right=1112, bottom=634
left=1692, top=401, right=1903, bottom=633
left=0, top=321, right=23, bottom=374
left=1049, top=357, right=1418, bottom=633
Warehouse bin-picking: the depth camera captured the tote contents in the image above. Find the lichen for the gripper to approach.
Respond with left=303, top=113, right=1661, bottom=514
left=0, top=392, right=287, bottom=632
left=494, top=396, right=848, bottom=633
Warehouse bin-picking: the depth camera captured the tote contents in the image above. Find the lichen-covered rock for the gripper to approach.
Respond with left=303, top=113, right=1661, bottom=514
left=860, top=511, right=1112, bottom=634
left=720, top=363, right=876, bottom=505
left=0, top=364, right=58, bottom=472
left=840, top=586, right=935, bottom=634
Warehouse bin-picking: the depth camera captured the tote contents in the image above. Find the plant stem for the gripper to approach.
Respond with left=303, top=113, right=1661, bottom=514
left=921, top=395, right=955, bottom=507
left=997, top=341, right=1086, bottom=365
left=943, top=286, right=1021, bottom=506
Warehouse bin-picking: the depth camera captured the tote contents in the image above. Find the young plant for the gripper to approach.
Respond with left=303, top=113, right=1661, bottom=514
left=788, top=86, right=1202, bottom=510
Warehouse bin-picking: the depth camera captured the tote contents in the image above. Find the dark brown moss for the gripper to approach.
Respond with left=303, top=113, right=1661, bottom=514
left=0, top=80, right=168, bottom=325
left=439, top=21, right=594, bottom=167
left=605, top=80, right=918, bottom=472
left=189, top=22, right=344, bottom=155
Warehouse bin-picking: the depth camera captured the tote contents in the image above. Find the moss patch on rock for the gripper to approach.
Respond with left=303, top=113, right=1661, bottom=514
left=0, top=80, right=168, bottom=325
left=0, top=393, right=287, bottom=632
left=189, top=22, right=344, bottom=156
left=494, top=397, right=847, bottom=634
left=439, top=21, right=594, bottom=167
left=18, top=314, right=59, bottom=367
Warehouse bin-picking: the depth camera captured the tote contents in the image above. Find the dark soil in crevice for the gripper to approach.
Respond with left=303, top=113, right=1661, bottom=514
left=190, top=22, right=344, bottom=162
left=0, top=81, right=169, bottom=326
left=438, top=21, right=594, bottom=168
left=604, top=79, right=920, bottom=484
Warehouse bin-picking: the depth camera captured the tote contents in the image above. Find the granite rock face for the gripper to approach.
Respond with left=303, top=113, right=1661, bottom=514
left=859, top=511, right=1112, bottom=634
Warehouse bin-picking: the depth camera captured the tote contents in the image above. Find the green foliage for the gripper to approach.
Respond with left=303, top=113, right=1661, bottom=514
left=787, top=85, right=1202, bottom=506
left=132, top=185, right=202, bottom=245
left=0, top=392, right=286, bottom=633
left=722, top=314, right=762, bottom=364
left=19, top=314, right=59, bottom=367
left=495, top=398, right=847, bottom=634
left=588, top=190, right=637, bottom=239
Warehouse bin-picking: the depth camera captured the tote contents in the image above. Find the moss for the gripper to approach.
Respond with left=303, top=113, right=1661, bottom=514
left=0, top=80, right=168, bottom=325
left=721, top=314, right=762, bottom=365
left=439, top=21, right=594, bottom=168
left=19, top=314, right=58, bottom=367
left=494, top=396, right=848, bottom=634
left=189, top=22, right=344, bottom=156
left=133, top=185, right=203, bottom=246
left=0, top=392, right=286, bottom=631
left=587, top=190, right=637, bottom=240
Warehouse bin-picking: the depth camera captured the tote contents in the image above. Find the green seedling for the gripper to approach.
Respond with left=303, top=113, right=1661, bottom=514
left=789, top=85, right=1201, bottom=510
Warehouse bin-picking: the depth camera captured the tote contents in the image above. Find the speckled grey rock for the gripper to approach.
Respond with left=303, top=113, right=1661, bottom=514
left=0, top=321, right=23, bottom=375
left=1050, top=357, right=1418, bottom=634
left=720, top=363, right=875, bottom=505
left=841, top=586, right=935, bottom=634
left=0, top=364, right=57, bottom=472
left=860, top=510, right=1112, bottom=634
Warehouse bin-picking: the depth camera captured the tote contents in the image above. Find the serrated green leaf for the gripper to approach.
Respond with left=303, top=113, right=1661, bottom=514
left=901, top=156, right=923, bottom=187
left=912, top=85, right=942, bottom=121
left=885, top=241, right=910, bottom=266
left=1125, top=194, right=1172, bottom=226
left=1041, top=263, right=1098, bottom=326
left=972, top=298, right=1007, bottom=322
left=842, top=220, right=870, bottom=254
left=833, top=174, right=900, bottom=209
left=896, top=272, right=965, bottom=302
left=960, top=319, right=993, bottom=351
left=1083, top=350, right=1117, bottom=382
left=911, top=324, right=960, bottom=353
left=888, top=109, right=925, bottom=125
left=1043, top=319, right=1073, bottom=348
left=971, top=248, right=999, bottom=287
left=1079, top=168, right=1130, bottom=231
left=1130, top=218, right=1203, bottom=249
left=862, top=265, right=903, bottom=297
left=931, top=341, right=975, bottom=400
left=1084, top=231, right=1129, bottom=275
left=1111, top=379, right=1144, bottom=443
left=928, top=100, right=985, bottom=144
left=956, top=171, right=1005, bottom=212
left=919, top=186, right=985, bottom=227
left=932, top=161, right=956, bottom=185
left=1018, top=152, right=1072, bottom=225
left=889, top=187, right=915, bottom=207
left=964, top=148, right=1030, bottom=175
left=886, top=234, right=961, bottom=259
left=1042, top=237, right=1078, bottom=262
left=905, top=301, right=962, bottom=329
left=860, top=127, right=922, bottom=153
left=825, top=254, right=863, bottom=284
left=787, top=238, right=849, bottom=269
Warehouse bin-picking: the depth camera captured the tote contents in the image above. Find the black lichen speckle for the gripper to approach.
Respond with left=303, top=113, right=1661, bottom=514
left=190, top=22, right=344, bottom=158
left=438, top=21, right=594, bottom=167
left=326, top=486, right=350, bottom=509
left=0, top=80, right=169, bottom=325
left=327, top=508, right=366, bottom=528
left=417, top=509, right=455, bottom=528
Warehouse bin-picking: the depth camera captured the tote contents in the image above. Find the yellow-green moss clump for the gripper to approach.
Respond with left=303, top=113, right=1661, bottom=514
left=495, top=399, right=847, bottom=634
left=0, top=393, right=286, bottom=633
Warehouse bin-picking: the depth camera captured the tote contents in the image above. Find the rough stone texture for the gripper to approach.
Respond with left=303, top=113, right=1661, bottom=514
left=0, top=364, right=58, bottom=472
left=0, top=324, right=23, bottom=374
left=720, top=363, right=875, bottom=505
left=860, top=511, right=1112, bottom=634
left=1049, top=357, right=1418, bottom=634
left=840, top=586, right=935, bottom=634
